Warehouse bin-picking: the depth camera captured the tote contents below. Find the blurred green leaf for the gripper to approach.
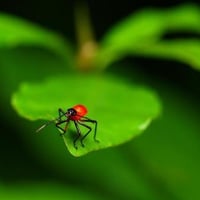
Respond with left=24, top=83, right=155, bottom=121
left=0, top=13, right=74, bottom=63
left=0, top=182, right=104, bottom=200
left=11, top=74, right=161, bottom=156
left=96, top=4, right=200, bottom=69
left=133, top=39, right=200, bottom=70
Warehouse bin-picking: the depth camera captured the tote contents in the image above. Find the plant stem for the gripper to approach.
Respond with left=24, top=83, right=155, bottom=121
left=74, top=1, right=98, bottom=71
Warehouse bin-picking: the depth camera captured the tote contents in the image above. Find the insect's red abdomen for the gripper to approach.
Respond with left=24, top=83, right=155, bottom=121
left=71, top=104, right=88, bottom=120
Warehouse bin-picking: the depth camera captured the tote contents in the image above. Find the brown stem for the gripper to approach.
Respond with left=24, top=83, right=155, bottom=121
left=74, top=1, right=98, bottom=71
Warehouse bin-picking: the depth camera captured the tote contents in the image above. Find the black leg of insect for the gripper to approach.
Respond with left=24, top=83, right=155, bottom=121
left=55, top=119, right=70, bottom=135
left=73, top=121, right=81, bottom=149
left=54, top=108, right=70, bottom=134
left=58, top=108, right=66, bottom=120
left=78, top=118, right=99, bottom=145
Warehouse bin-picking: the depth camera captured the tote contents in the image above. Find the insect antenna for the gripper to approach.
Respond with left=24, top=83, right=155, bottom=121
left=36, top=112, right=67, bottom=133
left=36, top=119, right=56, bottom=133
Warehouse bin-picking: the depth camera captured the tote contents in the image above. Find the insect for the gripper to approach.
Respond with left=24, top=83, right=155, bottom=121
left=36, top=104, right=99, bottom=149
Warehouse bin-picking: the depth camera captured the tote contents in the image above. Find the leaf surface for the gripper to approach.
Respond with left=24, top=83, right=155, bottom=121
left=12, top=75, right=161, bottom=156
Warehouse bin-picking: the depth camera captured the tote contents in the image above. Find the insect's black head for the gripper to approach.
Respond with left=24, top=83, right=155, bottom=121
left=66, top=108, right=77, bottom=116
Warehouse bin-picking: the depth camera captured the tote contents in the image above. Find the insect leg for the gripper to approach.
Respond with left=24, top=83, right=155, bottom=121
left=80, top=118, right=99, bottom=143
left=56, top=119, right=70, bottom=135
left=73, top=121, right=81, bottom=149
left=58, top=108, right=66, bottom=119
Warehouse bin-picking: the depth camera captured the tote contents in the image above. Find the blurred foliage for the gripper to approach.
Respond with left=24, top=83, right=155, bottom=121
left=0, top=2, right=199, bottom=200
left=0, top=182, right=105, bottom=200
left=0, top=13, right=74, bottom=61
left=97, top=4, right=200, bottom=70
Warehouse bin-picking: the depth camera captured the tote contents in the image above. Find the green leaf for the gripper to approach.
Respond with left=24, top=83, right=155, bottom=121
left=133, top=39, right=200, bottom=70
left=11, top=74, right=161, bottom=157
left=0, top=13, right=73, bottom=62
left=96, top=4, right=200, bottom=69
left=0, top=182, right=103, bottom=200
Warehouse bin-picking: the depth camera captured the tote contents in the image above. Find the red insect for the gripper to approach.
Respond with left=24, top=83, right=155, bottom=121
left=36, top=104, right=98, bottom=149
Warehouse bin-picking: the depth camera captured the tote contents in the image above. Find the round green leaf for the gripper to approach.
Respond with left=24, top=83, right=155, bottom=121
left=11, top=75, right=161, bottom=156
